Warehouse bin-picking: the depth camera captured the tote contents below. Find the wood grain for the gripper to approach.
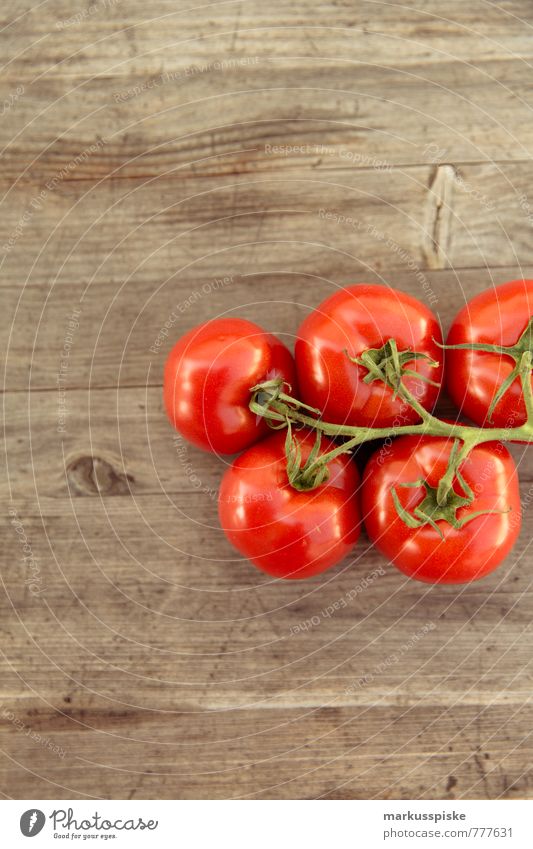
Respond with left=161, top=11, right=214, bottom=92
left=2, top=1, right=533, bottom=177
left=1, top=0, right=533, bottom=800
left=3, top=164, right=533, bottom=392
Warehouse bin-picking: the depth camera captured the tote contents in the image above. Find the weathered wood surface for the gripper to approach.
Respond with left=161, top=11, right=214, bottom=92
left=2, top=0, right=533, bottom=800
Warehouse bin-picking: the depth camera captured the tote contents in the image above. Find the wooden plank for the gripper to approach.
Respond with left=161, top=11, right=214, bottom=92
left=2, top=0, right=533, bottom=182
left=1, top=703, right=532, bottom=799
left=3, top=163, right=532, bottom=293
left=2, top=162, right=532, bottom=294
left=2, top=481, right=532, bottom=711
left=0, top=165, right=432, bottom=288
left=4, top=1, right=533, bottom=81
left=2, top=59, right=533, bottom=183
left=3, top=160, right=533, bottom=393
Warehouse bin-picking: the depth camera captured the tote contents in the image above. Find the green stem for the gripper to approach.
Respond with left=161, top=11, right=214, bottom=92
left=436, top=437, right=474, bottom=506
left=519, top=351, right=533, bottom=422
left=250, top=388, right=533, bottom=447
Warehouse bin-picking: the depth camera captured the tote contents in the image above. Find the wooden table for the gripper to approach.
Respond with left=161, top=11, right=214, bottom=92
left=2, top=0, right=533, bottom=800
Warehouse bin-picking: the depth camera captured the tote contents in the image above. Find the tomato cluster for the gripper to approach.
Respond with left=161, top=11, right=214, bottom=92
left=164, top=280, right=532, bottom=584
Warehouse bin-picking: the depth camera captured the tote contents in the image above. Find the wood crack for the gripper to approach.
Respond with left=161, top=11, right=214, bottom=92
left=422, top=164, right=456, bottom=270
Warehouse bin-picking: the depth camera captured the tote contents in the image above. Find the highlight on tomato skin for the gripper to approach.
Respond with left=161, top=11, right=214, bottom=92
left=295, top=284, right=443, bottom=429
left=163, top=317, right=297, bottom=455
left=445, top=279, right=533, bottom=428
left=361, top=434, right=522, bottom=584
left=218, top=428, right=361, bottom=579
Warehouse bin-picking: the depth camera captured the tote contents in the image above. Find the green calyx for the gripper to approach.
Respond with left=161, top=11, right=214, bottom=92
left=347, top=337, right=440, bottom=398
left=391, top=440, right=509, bottom=539
left=249, top=379, right=322, bottom=429
left=438, top=316, right=533, bottom=422
left=284, top=421, right=330, bottom=492
left=391, top=477, right=504, bottom=540
left=249, top=381, right=331, bottom=491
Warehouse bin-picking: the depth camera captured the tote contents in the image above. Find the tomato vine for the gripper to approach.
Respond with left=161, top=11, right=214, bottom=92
left=249, top=339, right=533, bottom=528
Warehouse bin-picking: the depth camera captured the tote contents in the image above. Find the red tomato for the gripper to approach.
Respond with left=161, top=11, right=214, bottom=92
left=164, top=318, right=296, bottom=454
left=362, top=434, right=521, bottom=584
left=446, top=279, right=533, bottom=428
left=295, top=284, right=443, bottom=428
left=219, top=428, right=361, bottom=578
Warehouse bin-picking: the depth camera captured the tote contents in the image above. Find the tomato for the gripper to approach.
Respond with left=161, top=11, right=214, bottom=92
left=295, top=284, right=443, bottom=428
left=164, top=318, right=296, bottom=454
left=219, top=428, right=361, bottom=578
left=362, top=434, right=521, bottom=584
left=445, top=279, right=533, bottom=428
